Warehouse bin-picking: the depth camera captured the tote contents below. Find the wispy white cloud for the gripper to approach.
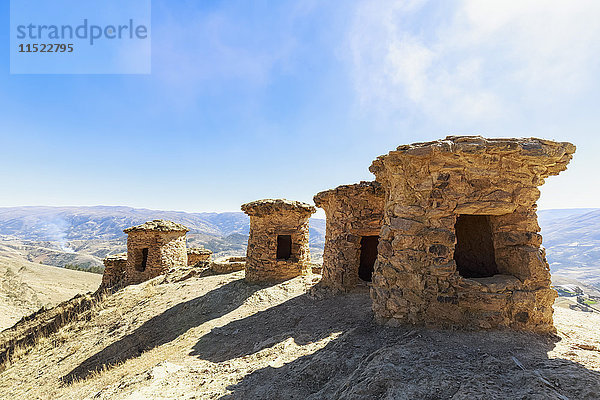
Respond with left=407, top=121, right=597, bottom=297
left=348, top=0, right=600, bottom=124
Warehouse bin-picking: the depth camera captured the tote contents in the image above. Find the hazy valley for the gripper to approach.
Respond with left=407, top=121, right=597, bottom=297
left=0, top=206, right=327, bottom=270
left=0, top=205, right=597, bottom=285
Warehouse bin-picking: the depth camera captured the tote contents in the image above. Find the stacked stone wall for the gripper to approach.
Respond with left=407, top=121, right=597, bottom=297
left=369, top=136, right=575, bottom=332
left=125, top=230, right=188, bottom=285
left=242, top=199, right=315, bottom=283
left=187, top=248, right=213, bottom=265
left=100, top=253, right=127, bottom=289
left=314, top=181, right=385, bottom=291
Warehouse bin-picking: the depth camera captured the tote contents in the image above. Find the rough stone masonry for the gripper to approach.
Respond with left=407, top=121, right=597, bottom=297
left=100, top=253, right=127, bottom=290
left=123, top=220, right=189, bottom=286
left=314, top=181, right=385, bottom=292
left=242, top=199, right=315, bottom=283
left=187, top=247, right=213, bottom=266
left=369, top=136, right=575, bottom=333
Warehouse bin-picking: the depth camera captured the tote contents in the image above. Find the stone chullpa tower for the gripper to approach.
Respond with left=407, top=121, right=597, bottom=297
left=314, top=181, right=385, bottom=292
left=123, top=220, right=189, bottom=285
left=369, top=136, right=575, bottom=333
left=241, top=199, right=315, bottom=283
left=100, top=253, right=127, bottom=289
left=187, top=248, right=213, bottom=266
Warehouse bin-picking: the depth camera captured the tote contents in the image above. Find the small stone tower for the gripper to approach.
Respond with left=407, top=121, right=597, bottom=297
left=100, top=253, right=127, bottom=289
left=187, top=247, right=213, bottom=266
left=123, top=220, right=189, bottom=285
left=369, top=136, right=575, bottom=332
left=241, top=199, right=316, bottom=283
left=314, top=181, right=385, bottom=292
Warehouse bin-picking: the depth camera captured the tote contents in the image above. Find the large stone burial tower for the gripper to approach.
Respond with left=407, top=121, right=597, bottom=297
left=369, top=136, right=575, bottom=332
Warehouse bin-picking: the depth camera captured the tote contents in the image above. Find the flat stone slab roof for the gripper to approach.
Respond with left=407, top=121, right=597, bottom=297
left=370, top=136, right=575, bottom=179
left=241, top=199, right=316, bottom=217
left=373, top=135, right=574, bottom=160
left=123, top=219, right=190, bottom=233
left=314, top=181, right=384, bottom=206
left=187, top=247, right=213, bottom=255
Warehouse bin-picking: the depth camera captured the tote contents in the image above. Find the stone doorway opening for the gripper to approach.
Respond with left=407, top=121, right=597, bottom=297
left=276, top=235, right=292, bottom=260
left=137, top=248, right=149, bottom=272
left=359, top=236, right=378, bottom=282
left=453, top=215, right=499, bottom=278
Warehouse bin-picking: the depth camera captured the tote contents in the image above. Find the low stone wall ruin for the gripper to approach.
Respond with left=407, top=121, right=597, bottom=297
left=187, top=248, right=213, bottom=265
left=211, top=258, right=246, bottom=274
left=100, top=253, right=127, bottom=289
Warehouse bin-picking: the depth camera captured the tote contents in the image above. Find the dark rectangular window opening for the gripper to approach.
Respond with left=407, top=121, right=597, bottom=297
left=276, top=235, right=292, bottom=260
left=359, top=236, right=379, bottom=282
left=453, top=215, right=499, bottom=278
left=137, top=248, right=148, bottom=272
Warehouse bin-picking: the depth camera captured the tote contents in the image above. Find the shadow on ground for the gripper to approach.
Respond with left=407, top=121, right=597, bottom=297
left=61, top=279, right=264, bottom=384
left=190, top=287, right=374, bottom=363
left=190, top=288, right=600, bottom=400
left=222, top=328, right=600, bottom=399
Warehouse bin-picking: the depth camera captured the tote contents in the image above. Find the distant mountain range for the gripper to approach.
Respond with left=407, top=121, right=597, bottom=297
left=538, top=208, right=600, bottom=286
left=0, top=206, right=249, bottom=241
left=0, top=206, right=326, bottom=242
left=0, top=206, right=326, bottom=268
left=0, top=206, right=597, bottom=287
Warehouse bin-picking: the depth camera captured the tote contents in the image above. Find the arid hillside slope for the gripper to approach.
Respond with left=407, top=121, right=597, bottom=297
left=0, top=268, right=598, bottom=400
left=0, top=255, right=100, bottom=331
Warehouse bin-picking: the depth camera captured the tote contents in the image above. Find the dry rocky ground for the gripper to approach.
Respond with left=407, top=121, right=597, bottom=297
left=0, top=255, right=100, bottom=331
left=0, top=267, right=599, bottom=400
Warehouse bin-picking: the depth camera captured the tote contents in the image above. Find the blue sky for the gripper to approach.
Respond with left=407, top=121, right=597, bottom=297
left=1, top=0, right=599, bottom=215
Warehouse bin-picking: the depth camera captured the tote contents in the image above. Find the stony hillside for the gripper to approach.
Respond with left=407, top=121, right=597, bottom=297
left=0, top=254, right=100, bottom=331
left=0, top=268, right=598, bottom=399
